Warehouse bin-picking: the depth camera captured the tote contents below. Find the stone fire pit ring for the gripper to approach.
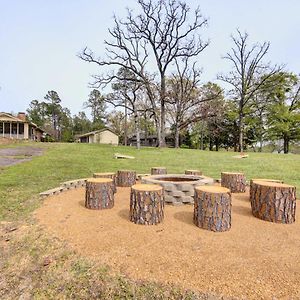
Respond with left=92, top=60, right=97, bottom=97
left=141, top=174, right=214, bottom=205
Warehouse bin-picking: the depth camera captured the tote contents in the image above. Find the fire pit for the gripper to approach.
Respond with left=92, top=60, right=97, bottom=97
left=141, top=174, right=214, bottom=205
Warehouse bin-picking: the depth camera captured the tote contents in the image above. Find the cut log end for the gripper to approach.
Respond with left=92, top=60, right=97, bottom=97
left=195, top=185, right=230, bottom=194
left=86, top=178, right=113, bottom=184
left=132, top=184, right=162, bottom=192
left=93, top=172, right=115, bottom=177
left=185, top=169, right=203, bottom=176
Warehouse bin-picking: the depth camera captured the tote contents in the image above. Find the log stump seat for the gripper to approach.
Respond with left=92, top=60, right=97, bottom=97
left=185, top=169, right=203, bottom=176
left=130, top=184, right=164, bottom=225
left=117, top=170, right=137, bottom=187
left=151, top=167, right=167, bottom=175
left=221, top=172, right=246, bottom=193
left=93, top=172, right=117, bottom=193
left=85, top=178, right=114, bottom=210
left=194, top=185, right=231, bottom=232
left=250, top=180, right=296, bottom=224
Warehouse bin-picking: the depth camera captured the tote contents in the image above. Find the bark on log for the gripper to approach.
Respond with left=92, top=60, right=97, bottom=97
left=249, top=179, right=284, bottom=201
left=130, top=184, right=164, bottom=225
left=85, top=178, right=114, bottom=210
left=250, top=180, right=296, bottom=224
left=151, top=167, right=167, bottom=175
left=185, top=169, right=203, bottom=176
left=93, top=172, right=117, bottom=193
left=221, top=172, right=246, bottom=193
left=117, top=170, right=136, bottom=187
left=194, top=186, right=231, bottom=232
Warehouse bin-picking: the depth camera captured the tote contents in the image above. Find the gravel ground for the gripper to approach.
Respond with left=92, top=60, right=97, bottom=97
left=35, top=186, right=300, bottom=299
left=0, top=147, right=43, bottom=167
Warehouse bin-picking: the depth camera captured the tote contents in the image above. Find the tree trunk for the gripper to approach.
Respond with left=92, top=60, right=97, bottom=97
left=209, top=138, right=213, bottom=151
left=221, top=172, right=246, bottom=193
left=194, top=186, right=231, bottom=232
left=215, top=137, right=219, bottom=151
left=185, top=169, right=202, bottom=176
left=117, top=170, right=137, bottom=187
left=250, top=180, right=296, bottom=223
left=174, top=124, right=180, bottom=148
left=238, top=112, right=244, bottom=153
left=130, top=184, right=164, bottom=225
left=124, top=102, right=128, bottom=146
left=134, top=108, right=141, bottom=150
left=151, top=167, right=167, bottom=175
left=85, top=178, right=114, bottom=209
left=200, top=129, right=204, bottom=150
left=159, top=74, right=166, bottom=148
left=93, top=172, right=117, bottom=193
left=283, top=134, right=289, bottom=154
left=155, top=117, right=161, bottom=147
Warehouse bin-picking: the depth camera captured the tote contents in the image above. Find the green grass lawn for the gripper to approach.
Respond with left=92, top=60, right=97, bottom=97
left=0, top=142, right=299, bottom=221
left=0, top=142, right=299, bottom=299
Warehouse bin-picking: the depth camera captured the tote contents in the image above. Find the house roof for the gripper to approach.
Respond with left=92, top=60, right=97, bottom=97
left=78, top=128, right=118, bottom=138
left=0, top=112, right=46, bottom=133
left=0, top=112, right=24, bottom=122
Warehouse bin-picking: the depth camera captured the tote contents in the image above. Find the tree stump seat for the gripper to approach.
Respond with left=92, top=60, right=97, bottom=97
left=250, top=180, right=296, bottom=224
left=85, top=178, right=114, bottom=210
left=130, top=184, right=164, bottom=225
left=185, top=169, right=203, bottom=176
left=93, top=172, right=117, bottom=193
left=221, top=172, right=246, bottom=193
left=117, top=170, right=136, bottom=187
left=194, top=185, right=231, bottom=232
left=151, top=167, right=167, bottom=175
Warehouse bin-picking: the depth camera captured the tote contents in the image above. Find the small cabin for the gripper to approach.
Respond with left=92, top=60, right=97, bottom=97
left=78, top=128, right=119, bottom=145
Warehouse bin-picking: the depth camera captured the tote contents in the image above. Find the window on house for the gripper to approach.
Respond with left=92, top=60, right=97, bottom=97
left=4, top=123, right=10, bottom=134
left=12, top=123, right=17, bottom=134
left=0, top=123, right=3, bottom=134
left=19, top=123, right=24, bottom=134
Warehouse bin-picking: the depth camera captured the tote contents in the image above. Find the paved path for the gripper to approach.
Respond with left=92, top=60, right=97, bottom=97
left=0, top=146, right=44, bottom=167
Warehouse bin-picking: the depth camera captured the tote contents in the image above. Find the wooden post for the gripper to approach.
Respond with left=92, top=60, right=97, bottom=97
left=93, top=172, right=117, bottom=193
left=221, top=172, right=246, bottom=193
left=85, top=178, right=114, bottom=210
left=117, top=170, right=136, bottom=187
left=194, top=185, right=231, bottom=232
left=151, top=167, right=167, bottom=175
left=130, top=184, right=164, bottom=225
left=185, top=169, right=202, bottom=176
left=250, top=180, right=296, bottom=224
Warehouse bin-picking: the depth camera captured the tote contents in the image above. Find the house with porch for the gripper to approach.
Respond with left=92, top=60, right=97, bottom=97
left=0, top=112, right=46, bottom=141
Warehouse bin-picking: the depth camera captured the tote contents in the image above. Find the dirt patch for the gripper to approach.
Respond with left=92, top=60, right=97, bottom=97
left=35, top=187, right=300, bottom=299
left=0, top=146, right=44, bottom=167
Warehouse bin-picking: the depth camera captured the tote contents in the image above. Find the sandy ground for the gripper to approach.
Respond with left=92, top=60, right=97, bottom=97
left=0, top=146, right=43, bottom=167
left=35, top=186, right=300, bottom=299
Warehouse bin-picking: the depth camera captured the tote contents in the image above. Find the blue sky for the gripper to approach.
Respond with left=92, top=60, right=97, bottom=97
left=1, top=0, right=299, bottom=116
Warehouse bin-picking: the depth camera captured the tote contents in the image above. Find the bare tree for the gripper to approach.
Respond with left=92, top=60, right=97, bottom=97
left=79, top=0, right=209, bottom=147
left=167, top=58, right=223, bottom=148
left=218, top=30, right=282, bottom=152
left=106, top=68, right=145, bottom=149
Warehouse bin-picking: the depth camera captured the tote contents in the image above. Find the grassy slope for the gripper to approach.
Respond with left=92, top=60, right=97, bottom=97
left=0, top=142, right=299, bottom=221
left=0, top=142, right=299, bottom=299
